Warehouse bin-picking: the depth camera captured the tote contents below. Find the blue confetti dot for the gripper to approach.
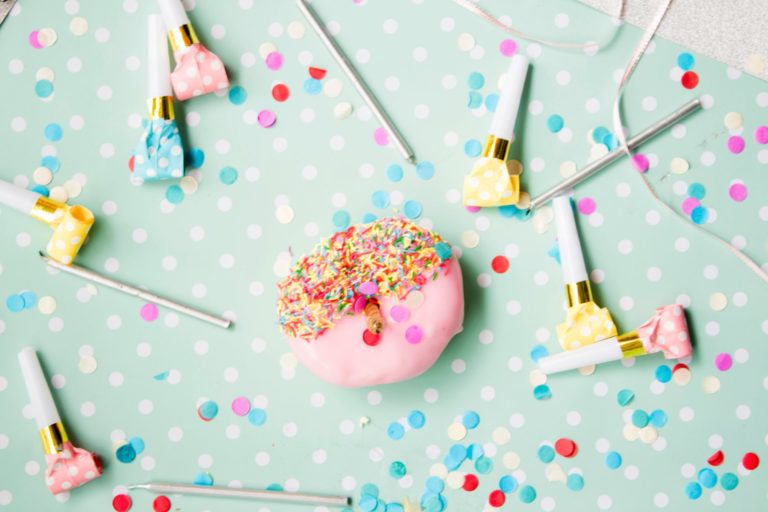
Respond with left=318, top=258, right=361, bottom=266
left=153, top=371, right=169, bottom=381
left=467, top=91, right=483, bottom=109
left=228, top=85, right=248, bottom=105
left=389, top=461, right=407, bottom=479
left=416, top=161, right=435, bottom=180
left=547, top=243, right=561, bottom=264
left=467, top=71, right=485, bottom=89
left=533, top=384, right=552, bottom=400
left=403, top=200, right=423, bottom=219
left=193, top=471, right=214, bottom=486
left=677, top=52, right=695, bottom=71
left=499, top=475, right=517, bottom=493
left=44, top=123, right=63, bottom=142
left=530, top=344, right=550, bottom=362
left=685, top=481, right=702, bottom=500
left=198, top=400, right=219, bottom=420
left=359, top=495, right=378, bottom=512
left=303, top=78, right=322, bottom=95
left=605, top=451, right=623, bottom=469
left=362, top=213, right=377, bottom=223
left=688, top=182, right=706, bottom=200
left=31, top=185, right=49, bottom=196
left=655, top=364, right=672, bottom=383
left=333, top=210, right=351, bottom=230
left=41, top=156, right=60, bottom=172
left=547, top=114, right=564, bottom=133
left=631, top=409, right=650, bottom=428
left=20, top=291, right=37, bottom=309
left=372, top=190, right=390, bottom=209
left=165, top=185, right=184, bottom=204
left=462, top=411, right=480, bottom=429
left=697, top=468, right=718, bottom=489
left=443, top=455, right=461, bottom=471
left=592, top=126, right=611, bottom=143
left=187, top=147, right=205, bottom=169
left=407, top=410, right=425, bottom=429
left=537, top=445, right=555, bottom=463
left=266, top=483, right=284, bottom=491
left=35, top=79, right=54, bottom=98
left=449, top=444, right=467, bottom=462
left=602, top=133, right=618, bottom=151
left=360, top=483, right=380, bottom=498
left=464, top=139, right=483, bottom=158
left=519, top=485, right=536, bottom=504
left=386, top=164, right=404, bottom=182
left=484, top=93, right=499, bottom=112
left=720, top=472, right=738, bottom=491
left=617, top=388, right=635, bottom=406
left=467, top=443, right=484, bottom=460
left=129, top=436, right=145, bottom=455
left=425, top=476, right=445, bottom=493
left=566, top=473, right=584, bottom=491
left=115, top=443, right=136, bottom=463
left=219, top=166, right=238, bottom=185
left=649, top=409, right=668, bottom=428
left=691, top=206, right=709, bottom=224
left=434, top=242, right=452, bottom=260
left=248, top=408, right=267, bottom=426
left=387, top=422, right=405, bottom=440
left=422, top=494, right=445, bottom=512
left=499, top=204, right=521, bottom=218
left=387, top=504, right=404, bottom=512
left=6, top=294, right=25, bottom=313
left=475, top=455, right=493, bottom=474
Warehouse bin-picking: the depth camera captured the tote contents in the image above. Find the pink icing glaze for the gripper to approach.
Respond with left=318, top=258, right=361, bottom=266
left=171, top=43, right=229, bottom=101
left=44, top=441, right=102, bottom=494
left=287, top=258, right=464, bottom=387
left=637, top=303, right=692, bottom=359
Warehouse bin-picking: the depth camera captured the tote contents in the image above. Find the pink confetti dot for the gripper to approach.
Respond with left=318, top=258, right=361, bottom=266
left=265, top=51, right=284, bottom=70
left=681, top=197, right=700, bottom=215
left=140, top=303, right=159, bottom=322
left=231, top=396, right=251, bottom=416
left=373, top=127, right=389, bottom=146
left=29, top=30, right=43, bottom=49
left=257, top=109, right=276, bottom=128
left=465, top=205, right=481, bottom=213
left=359, top=281, right=378, bottom=295
left=714, top=352, right=732, bottom=371
left=405, top=325, right=424, bottom=344
left=353, top=296, right=367, bottom=313
left=631, top=153, right=649, bottom=173
left=754, top=126, right=768, bottom=144
left=727, top=135, right=745, bottom=154
left=577, top=197, right=596, bottom=215
left=499, top=39, right=518, bottom=56
left=729, top=182, right=748, bottom=202
left=390, top=305, right=410, bottom=323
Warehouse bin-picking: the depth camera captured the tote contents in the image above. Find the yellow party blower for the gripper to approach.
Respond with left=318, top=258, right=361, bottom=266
left=463, top=54, right=529, bottom=207
left=0, top=179, right=94, bottom=264
left=552, top=194, right=617, bottom=350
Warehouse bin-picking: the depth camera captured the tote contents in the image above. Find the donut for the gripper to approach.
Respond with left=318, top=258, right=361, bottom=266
left=276, top=217, right=464, bottom=387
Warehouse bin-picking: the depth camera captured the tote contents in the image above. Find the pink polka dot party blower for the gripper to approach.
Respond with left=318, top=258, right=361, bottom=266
left=17, top=348, right=102, bottom=494
left=538, top=304, right=693, bottom=374
left=158, top=0, right=229, bottom=100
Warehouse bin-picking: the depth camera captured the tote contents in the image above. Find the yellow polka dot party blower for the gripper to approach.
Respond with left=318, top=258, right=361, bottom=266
left=463, top=55, right=528, bottom=207
left=129, top=14, right=184, bottom=184
left=552, top=193, right=617, bottom=351
left=0, top=179, right=94, bottom=265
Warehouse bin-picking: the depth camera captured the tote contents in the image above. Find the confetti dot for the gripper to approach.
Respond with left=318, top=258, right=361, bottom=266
left=371, top=190, right=390, bottom=209
left=248, top=408, right=267, bottom=426
left=715, top=352, right=733, bottom=371
left=649, top=409, right=668, bottom=428
left=403, top=200, right=423, bottom=219
left=44, top=123, right=63, bottom=142
left=499, top=39, right=518, bottom=56
left=697, top=468, right=717, bottom=488
left=38, top=296, right=57, bottom=315
left=577, top=197, right=596, bottom=215
left=6, top=295, right=24, bottom=313
left=519, top=485, right=537, bottom=504
left=567, top=473, right=584, bottom=491
left=193, top=471, right=214, bottom=486
left=488, top=489, right=505, bottom=507
left=670, top=157, right=689, bottom=174
left=304, top=78, right=322, bottom=95
left=681, top=71, right=699, bottom=89
left=405, top=325, right=424, bottom=344
left=708, top=450, right=724, bottom=466
left=115, top=443, right=136, bottom=463
left=231, top=397, right=251, bottom=416
left=373, top=127, right=389, bottom=146
left=685, top=482, right=702, bottom=500
left=755, top=126, right=768, bottom=144
left=555, top=438, right=577, bottom=457
left=308, top=67, right=326, bottom=79
left=387, top=422, right=405, bottom=440
left=491, top=255, right=509, bottom=273
left=727, top=135, right=745, bottom=154
left=35, top=80, right=54, bottom=98
left=139, top=303, right=159, bottom=322
left=332, top=210, right=351, bottom=230
left=729, top=182, right=747, bottom=202
left=448, top=422, right=467, bottom=441
left=257, top=109, right=276, bottom=128
left=677, top=52, right=695, bottom=70
left=265, top=51, right=284, bottom=70
left=187, top=148, right=205, bottom=168
left=152, top=496, right=171, bottom=512
left=198, top=400, right=219, bottom=421
left=407, top=410, right=425, bottom=429
left=386, top=164, right=403, bottom=182
left=468, top=72, right=485, bottom=89
left=631, top=153, right=649, bottom=172
left=416, top=161, right=435, bottom=180
left=538, top=445, right=555, bottom=463
left=533, top=384, right=552, bottom=400
left=463, top=474, right=480, bottom=491
left=165, top=185, right=184, bottom=204
left=720, top=472, right=739, bottom=491
left=617, top=389, right=635, bottom=406
left=272, top=83, right=290, bottom=102
left=605, top=451, right=622, bottom=469
left=547, top=115, right=564, bottom=133
left=464, top=139, right=483, bottom=157
left=742, top=452, right=760, bottom=470
left=485, top=93, right=499, bottom=112
left=462, top=411, right=480, bottom=429
left=655, top=365, right=672, bottom=383
left=691, top=206, right=709, bottom=224
left=112, top=494, right=132, bottom=512
left=228, top=86, right=247, bottom=105
left=389, top=461, right=407, bottom=479
left=468, top=91, right=483, bottom=109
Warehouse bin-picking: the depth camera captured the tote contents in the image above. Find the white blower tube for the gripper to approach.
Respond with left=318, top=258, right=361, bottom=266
left=0, top=179, right=40, bottom=215
left=553, top=194, right=588, bottom=284
left=538, top=337, right=623, bottom=374
left=489, top=54, right=529, bottom=141
left=148, top=14, right=173, bottom=98
left=18, top=348, right=61, bottom=430
left=157, top=0, right=190, bottom=30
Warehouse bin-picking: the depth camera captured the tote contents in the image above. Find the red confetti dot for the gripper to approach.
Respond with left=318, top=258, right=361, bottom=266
left=362, top=329, right=380, bottom=346
left=463, top=474, right=479, bottom=491
left=672, top=363, right=689, bottom=372
left=128, top=155, right=135, bottom=172
left=272, top=83, right=290, bottom=102
left=555, top=438, right=577, bottom=458
left=153, top=496, right=171, bottom=512
left=112, top=494, right=132, bottom=512
left=309, top=66, right=327, bottom=79
left=707, top=450, right=724, bottom=466
left=491, top=255, right=510, bottom=274
left=488, top=489, right=506, bottom=507
left=743, top=452, right=760, bottom=470
left=681, top=71, right=699, bottom=89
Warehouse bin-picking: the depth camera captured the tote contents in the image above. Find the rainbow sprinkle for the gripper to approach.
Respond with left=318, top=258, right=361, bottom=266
left=277, top=217, right=452, bottom=340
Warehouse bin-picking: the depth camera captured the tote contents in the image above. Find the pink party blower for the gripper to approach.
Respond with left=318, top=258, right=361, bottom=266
left=158, top=0, right=229, bottom=100
left=18, top=348, right=102, bottom=494
left=538, top=304, right=693, bottom=374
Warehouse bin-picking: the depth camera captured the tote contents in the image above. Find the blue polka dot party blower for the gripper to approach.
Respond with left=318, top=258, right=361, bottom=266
left=130, top=14, right=184, bottom=184
left=463, top=55, right=529, bottom=207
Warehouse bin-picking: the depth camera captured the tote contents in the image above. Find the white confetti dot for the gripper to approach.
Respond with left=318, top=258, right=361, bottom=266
left=424, top=388, right=439, bottom=403
left=679, top=406, right=694, bottom=422
left=735, top=404, right=751, bottom=419
left=653, top=492, right=669, bottom=507
left=137, top=399, right=153, bottom=415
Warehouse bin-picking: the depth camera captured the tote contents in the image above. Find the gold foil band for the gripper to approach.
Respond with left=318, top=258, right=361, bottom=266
left=40, top=422, right=69, bottom=455
left=30, top=196, right=67, bottom=227
left=617, top=330, right=647, bottom=359
left=168, top=24, right=199, bottom=52
left=148, top=96, right=175, bottom=120
left=482, top=135, right=510, bottom=161
left=565, top=280, right=593, bottom=308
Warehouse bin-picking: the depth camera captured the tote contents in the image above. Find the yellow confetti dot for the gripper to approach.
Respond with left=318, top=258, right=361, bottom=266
left=37, top=296, right=57, bottom=315
left=78, top=355, right=98, bottom=374
left=670, top=157, right=689, bottom=174
left=49, top=186, right=69, bottom=203
left=623, top=423, right=640, bottom=441
left=672, top=367, right=691, bottom=386
left=86, top=283, right=98, bottom=296
left=429, top=463, right=448, bottom=479
left=639, top=426, right=658, bottom=444
left=69, top=17, right=88, bottom=36
left=559, top=160, right=577, bottom=178
left=35, top=67, right=55, bottom=82
left=38, top=28, right=59, bottom=47
left=545, top=463, right=566, bottom=482
left=702, top=375, right=721, bottom=394
left=492, top=426, right=511, bottom=445
left=723, top=112, right=743, bottom=131
left=578, top=364, right=596, bottom=376
left=506, top=159, right=523, bottom=176
left=333, top=102, right=353, bottom=120
left=180, top=176, right=199, bottom=194
left=744, top=54, right=766, bottom=75
left=323, top=78, right=343, bottom=98
left=33, top=166, right=53, bottom=186
left=502, top=451, right=520, bottom=470
left=447, top=422, right=467, bottom=441
left=275, top=204, right=295, bottom=224
left=402, top=497, right=420, bottom=512
left=286, top=21, right=306, bottom=39
left=445, top=471, right=465, bottom=489
left=461, top=230, right=480, bottom=248
left=528, top=369, right=547, bottom=386
left=708, top=292, right=728, bottom=311
left=457, top=32, right=476, bottom=52
left=515, top=191, right=531, bottom=209
left=258, top=42, right=277, bottom=59
left=63, top=179, right=82, bottom=199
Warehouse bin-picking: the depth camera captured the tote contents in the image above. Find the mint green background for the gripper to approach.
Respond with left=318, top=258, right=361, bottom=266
left=0, top=1, right=767, bottom=511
